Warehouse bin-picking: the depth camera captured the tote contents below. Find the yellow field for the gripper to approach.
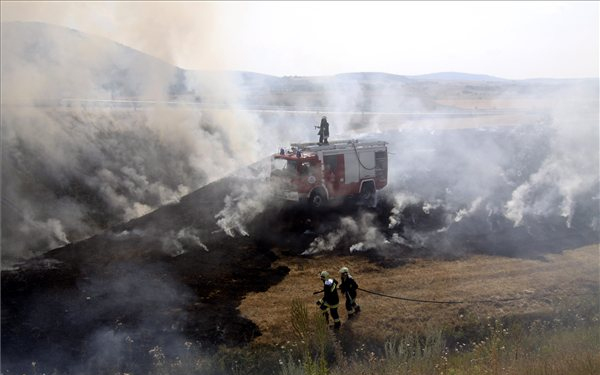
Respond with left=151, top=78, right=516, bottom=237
left=239, top=245, right=599, bottom=345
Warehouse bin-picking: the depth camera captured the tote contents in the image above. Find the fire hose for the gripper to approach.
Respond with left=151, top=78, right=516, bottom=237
left=358, top=287, right=527, bottom=304
left=351, top=142, right=377, bottom=170
left=313, top=287, right=596, bottom=305
left=357, top=287, right=598, bottom=305
left=317, top=288, right=523, bottom=304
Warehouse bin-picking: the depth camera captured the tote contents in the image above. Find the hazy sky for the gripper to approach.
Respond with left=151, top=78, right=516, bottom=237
left=2, top=1, right=598, bottom=79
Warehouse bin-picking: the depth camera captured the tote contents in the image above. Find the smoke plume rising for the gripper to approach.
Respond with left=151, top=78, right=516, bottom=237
left=3, top=21, right=598, bottom=266
left=1, top=22, right=270, bottom=268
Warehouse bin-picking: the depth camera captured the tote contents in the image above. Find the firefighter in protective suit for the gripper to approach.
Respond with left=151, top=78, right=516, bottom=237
left=316, top=271, right=341, bottom=329
left=339, top=266, right=360, bottom=319
left=317, top=116, right=330, bottom=145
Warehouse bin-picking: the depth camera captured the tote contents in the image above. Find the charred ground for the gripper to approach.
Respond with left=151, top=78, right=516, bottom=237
left=2, top=175, right=288, bottom=373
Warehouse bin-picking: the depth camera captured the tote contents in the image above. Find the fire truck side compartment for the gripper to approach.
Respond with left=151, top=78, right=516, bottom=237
left=344, top=153, right=359, bottom=184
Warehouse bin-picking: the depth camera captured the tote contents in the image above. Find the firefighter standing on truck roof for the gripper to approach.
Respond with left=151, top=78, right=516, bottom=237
left=317, top=116, right=329, bottom=145
left=339, top=266, right=361, bottom=319
left=316, top=270, right=341, bottom=329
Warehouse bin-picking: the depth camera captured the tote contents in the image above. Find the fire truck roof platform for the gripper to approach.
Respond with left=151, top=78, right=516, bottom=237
left=290, top=139, right=387, bottom=153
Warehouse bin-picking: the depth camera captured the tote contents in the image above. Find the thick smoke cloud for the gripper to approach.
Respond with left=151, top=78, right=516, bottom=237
left=297, top=79, right=599, bottom=256
left=2, top=21, right=598, bottom=267
left=1, top=22, right=269, bottom=268
left=504, top=105, right=599, bottom=228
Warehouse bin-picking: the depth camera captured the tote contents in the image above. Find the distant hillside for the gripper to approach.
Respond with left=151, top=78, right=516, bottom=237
left=2, top=21, right=185, bottom=102
left=333, top=71, right=509, bottom=83
left=333, top=72, right=411, bottom=83
left=4, top=21, right=594, bottom=106
left=412, top=71, right=508, bottom=82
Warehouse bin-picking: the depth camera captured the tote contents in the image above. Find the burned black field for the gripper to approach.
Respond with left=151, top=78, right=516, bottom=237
left=2, top=175, right=288, bottom=373
left=2, top=125, right=599, bottom=374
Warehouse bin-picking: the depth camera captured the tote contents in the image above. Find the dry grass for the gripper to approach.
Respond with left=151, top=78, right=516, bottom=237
left=239, top=245, right=599, bottom=345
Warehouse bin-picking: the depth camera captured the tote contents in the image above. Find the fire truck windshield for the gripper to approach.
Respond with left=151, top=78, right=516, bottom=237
left=272, top=158, right=297, bottom=175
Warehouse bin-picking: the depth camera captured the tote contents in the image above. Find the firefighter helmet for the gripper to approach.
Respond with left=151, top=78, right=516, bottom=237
left=320, top=270, right=329, bottom=280
left=339, top=266, right=349, bottom=274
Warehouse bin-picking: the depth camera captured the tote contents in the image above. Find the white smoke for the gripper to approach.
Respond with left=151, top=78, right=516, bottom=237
left=504, top=109, right=599, bottom=228
left=303, top=225, right=347, bottom=254
left=22, top=216, right=70, bottom=248
left=161, top=227, right=209, bottom=256
left=388, top=191, right=422, bottom=229
left=454, top=197, right=483, bottom=223
left=303, top=212, right=386, bottom=255
left=215, top=174, right=280, bottom=237
left=1, top=22, right=272, bottom=267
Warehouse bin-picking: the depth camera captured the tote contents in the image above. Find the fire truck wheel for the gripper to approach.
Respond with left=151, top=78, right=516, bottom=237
left=360, top=183, right=376, bottom=208
left=308, top=190, right=326, bottom=209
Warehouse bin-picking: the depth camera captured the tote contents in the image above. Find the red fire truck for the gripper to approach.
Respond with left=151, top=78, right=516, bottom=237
left=271, top=140, right=388, bottom=208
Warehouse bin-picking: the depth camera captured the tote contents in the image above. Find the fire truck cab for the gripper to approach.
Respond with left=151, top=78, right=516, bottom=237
left=271, top=140, right=388, bottom=208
